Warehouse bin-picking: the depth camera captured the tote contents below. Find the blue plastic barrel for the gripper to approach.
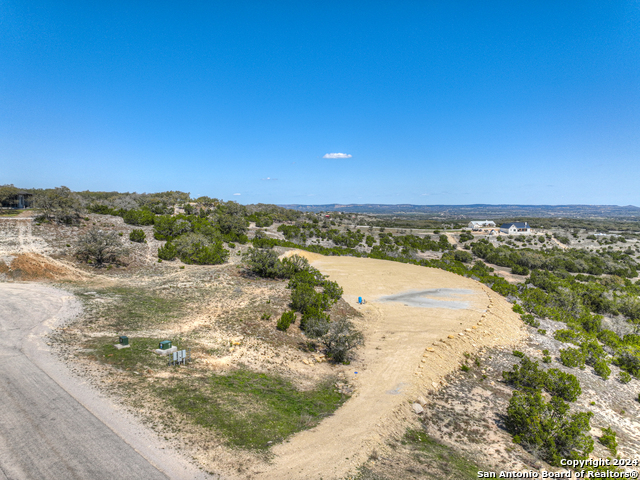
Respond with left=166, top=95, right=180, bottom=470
left=358, top=297, right=362, bottom=304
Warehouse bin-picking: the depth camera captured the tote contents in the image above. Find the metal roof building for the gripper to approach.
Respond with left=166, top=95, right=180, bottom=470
left=468, top=220, right=496, bottom=229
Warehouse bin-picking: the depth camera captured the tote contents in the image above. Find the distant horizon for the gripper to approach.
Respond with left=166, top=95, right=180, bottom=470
left=275, top=203, right=640, bottom=216
left=280, top=203, right=640, bottom=220
left=279, top=202, right=640, bottom=208
left=3, top=184, right=640, bottom=209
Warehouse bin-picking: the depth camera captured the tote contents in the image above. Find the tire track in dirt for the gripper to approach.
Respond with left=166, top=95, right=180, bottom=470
left=445, top=232, right=458, bottom=247
left=550, top=237, right=569, bottom=250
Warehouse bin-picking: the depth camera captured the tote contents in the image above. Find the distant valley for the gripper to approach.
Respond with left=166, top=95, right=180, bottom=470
left=280, top=203, right=640, bottom=218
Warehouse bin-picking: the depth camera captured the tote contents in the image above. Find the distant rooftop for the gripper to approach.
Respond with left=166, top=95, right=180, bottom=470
left=501, top=222, right=529, bottom=229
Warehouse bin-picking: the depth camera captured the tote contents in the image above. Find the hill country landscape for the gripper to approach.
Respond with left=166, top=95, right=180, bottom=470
left=1, top=2, right=639, bottom=479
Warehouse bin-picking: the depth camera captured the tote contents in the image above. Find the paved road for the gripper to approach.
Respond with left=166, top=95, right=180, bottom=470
left=0, top=284, right=169, bottom=480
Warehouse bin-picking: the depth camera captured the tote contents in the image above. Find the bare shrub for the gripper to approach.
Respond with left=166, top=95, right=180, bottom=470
left=321, top=317, right=364, bottom=363
left=302, top=309, right=330, bottom=338
left=76, top=228, right=128, bottom=266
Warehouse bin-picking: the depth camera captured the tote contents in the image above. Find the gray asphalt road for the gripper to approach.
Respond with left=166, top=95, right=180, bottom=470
left=0, top=284, right=169, bottom=480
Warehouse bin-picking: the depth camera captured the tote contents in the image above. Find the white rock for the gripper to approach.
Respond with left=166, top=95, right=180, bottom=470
left=412, top=403, right=424, bottom=414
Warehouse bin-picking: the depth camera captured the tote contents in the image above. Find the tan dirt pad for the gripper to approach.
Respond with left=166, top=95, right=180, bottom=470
left=255, top=252, right=524, bottom=480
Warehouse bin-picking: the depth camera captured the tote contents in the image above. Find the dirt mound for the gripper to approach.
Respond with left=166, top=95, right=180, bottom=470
left=0, top=253, right=82, bottom=281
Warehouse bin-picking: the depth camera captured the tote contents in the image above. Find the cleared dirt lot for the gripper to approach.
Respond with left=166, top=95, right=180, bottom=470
left=256, top=252, right=524, bottom=479
left=0, top=218, right=525, bottom=479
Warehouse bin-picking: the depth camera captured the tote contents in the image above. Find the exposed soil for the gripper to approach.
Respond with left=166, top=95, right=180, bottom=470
left=251, top=251, right=524, bottom=480
left=0, top=252, right=86, bottom=281
left=9, top=216, right=611, bottom=480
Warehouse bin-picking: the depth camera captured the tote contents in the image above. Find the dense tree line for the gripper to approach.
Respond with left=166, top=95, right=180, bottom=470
left=273, top=222, right=456, bottom=256
left=34, top=186, right=83, bottom=224
left=0, top=184, right=21, bottom=207
left=246, top=204, right=303, bottom=225
left=512, top=264, right=640, bottom=382
left=471, top=239, right=638, bottom=277
left=85, top=199, right=257, bottom=265
left=276, top=224, right=365, bottom=248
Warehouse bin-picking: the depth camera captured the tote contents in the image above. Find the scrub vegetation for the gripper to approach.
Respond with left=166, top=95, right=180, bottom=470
left=10, top=187, right=640, bottom=476
left=355, top=429, right=483, bottom=480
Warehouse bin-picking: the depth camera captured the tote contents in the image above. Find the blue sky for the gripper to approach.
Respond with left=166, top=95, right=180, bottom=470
left=1, top=1, right=639, bottom=205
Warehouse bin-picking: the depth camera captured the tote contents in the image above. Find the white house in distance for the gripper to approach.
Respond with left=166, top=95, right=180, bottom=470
left=500, top=222, right=531, bottom=235
left=468, top=220, right=496, bottom=230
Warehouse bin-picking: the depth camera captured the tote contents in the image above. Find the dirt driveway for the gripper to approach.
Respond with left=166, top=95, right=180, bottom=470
left=255, top=253, right=524, bottom=480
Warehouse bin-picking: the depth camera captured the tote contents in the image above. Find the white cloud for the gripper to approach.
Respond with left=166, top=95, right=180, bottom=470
left=233, top=193, right=241, bottom=196
left=323, top=153, right=352, bottom=159
left=262, top=177, right=277, bottom=181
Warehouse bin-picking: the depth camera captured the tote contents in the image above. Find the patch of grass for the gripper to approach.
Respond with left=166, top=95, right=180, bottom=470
left=158, top=369, right=346, bottom=450
left=84, top=336, right=176, bottom=370
left=356, top=429, right=482, bottom=479
left=88, top=286, right=187, bottom=331
left=402, top=429, right=480, bottom=478
left=0, top=209, right=22, bottom=217
left=206, top=346, right=228, bottom=357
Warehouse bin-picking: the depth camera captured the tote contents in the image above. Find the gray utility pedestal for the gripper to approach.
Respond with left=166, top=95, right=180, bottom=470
left=154, top=346, right=177, bottom=356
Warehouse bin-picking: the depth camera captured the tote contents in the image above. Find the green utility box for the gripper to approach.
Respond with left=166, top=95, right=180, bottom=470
left=159, top=340, right=172, bottom=350
left=119, top=336, right=129, bottom=346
